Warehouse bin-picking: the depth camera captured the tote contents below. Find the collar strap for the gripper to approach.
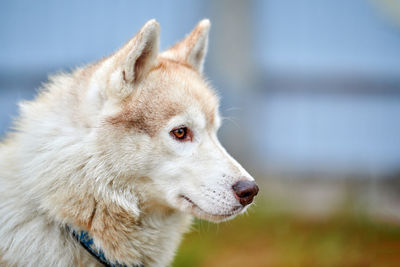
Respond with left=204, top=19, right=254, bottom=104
left=68, top=226, right=144, bottom=267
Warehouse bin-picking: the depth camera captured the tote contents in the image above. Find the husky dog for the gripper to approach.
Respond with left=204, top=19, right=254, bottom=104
left=0, top=19, right=258, bottom=266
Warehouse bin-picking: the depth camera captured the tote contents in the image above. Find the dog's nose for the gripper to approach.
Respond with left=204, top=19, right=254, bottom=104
left=232, top=180, right=259, bottom=206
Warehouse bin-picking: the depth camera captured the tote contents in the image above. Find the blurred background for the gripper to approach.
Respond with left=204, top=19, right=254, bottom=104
left=1, top=0, right=400, bottom=266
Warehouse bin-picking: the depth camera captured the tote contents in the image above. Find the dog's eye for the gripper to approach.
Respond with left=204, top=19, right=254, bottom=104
left=170, top=127, right=192, bottom=142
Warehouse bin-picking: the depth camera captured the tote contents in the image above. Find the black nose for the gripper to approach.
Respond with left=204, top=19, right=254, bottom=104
left=232, top=180, right=259, bottom=206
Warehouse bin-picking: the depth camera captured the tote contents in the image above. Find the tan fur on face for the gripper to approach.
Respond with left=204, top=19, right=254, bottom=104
left=108, top=58, right=218, bottom=136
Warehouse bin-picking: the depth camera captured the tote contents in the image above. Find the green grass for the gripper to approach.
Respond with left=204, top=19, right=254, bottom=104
left=172, top=199, right=400, bottom=267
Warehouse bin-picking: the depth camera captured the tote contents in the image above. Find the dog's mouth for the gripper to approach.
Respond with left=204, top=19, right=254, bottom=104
left=180, top=195, right=242, bottom=221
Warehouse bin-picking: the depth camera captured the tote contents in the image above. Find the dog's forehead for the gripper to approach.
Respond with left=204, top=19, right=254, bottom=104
left=109, top=58, right=219, bottom=136
left=150, top=59, right=217, bottom=112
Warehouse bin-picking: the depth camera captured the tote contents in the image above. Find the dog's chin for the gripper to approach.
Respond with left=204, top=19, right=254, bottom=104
left=179, top=195, right=243, bottom=223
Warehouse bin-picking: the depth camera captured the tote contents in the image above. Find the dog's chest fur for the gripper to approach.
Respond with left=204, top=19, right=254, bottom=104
left=0, top=176, right=192, bottom=266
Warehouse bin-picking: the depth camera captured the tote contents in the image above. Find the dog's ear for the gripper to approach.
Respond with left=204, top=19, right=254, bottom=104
left=162, top=19, right=210, bottom=73
left=120, top=19, right=160, bottom=84
left=97, top=19, right=160, bottom=99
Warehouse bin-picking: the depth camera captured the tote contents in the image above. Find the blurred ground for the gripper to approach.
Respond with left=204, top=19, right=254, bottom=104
left=172, top=178, right=400, bottom=267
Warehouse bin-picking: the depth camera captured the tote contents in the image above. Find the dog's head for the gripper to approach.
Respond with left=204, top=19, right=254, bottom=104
left=87, top=19, right=258, bottom=222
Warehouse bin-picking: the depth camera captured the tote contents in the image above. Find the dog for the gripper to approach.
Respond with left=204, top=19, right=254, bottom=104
left=0, top=19, right=258, bottom=266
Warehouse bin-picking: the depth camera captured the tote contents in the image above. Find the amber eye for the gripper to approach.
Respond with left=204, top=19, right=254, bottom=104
left=170, top=127, right=192, bottom=141
left=171, top=127, right=187, bottom=139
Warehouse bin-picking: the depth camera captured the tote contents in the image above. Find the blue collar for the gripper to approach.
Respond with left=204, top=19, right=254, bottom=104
left=68, top=227, right=144, bottom=267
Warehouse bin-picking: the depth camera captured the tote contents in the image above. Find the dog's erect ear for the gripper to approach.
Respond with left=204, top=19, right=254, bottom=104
left=85, top=20, right=159, bottom=115
left=162, top=19, right=210, bottom=73
left=99, top=19, right=160, bottom=99
left=119, top=19, right=160, bottom=84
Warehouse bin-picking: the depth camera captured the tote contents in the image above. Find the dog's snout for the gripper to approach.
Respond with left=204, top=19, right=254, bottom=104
left=232, top=180, right=259, bottom=206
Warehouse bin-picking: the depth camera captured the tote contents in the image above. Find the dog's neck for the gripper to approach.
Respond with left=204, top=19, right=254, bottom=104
left=57, top=190, right=192, bottom=266
left=68, top=226, right=144, bottom=267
